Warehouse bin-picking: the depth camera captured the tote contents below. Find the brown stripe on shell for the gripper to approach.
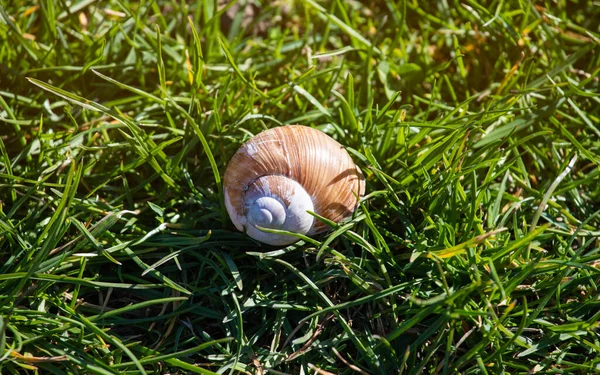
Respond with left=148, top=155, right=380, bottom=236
left=224, top=125, right=365, bottom=234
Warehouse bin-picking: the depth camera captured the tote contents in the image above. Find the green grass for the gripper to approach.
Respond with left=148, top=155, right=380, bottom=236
left=1, top=0, right=600, bottom=373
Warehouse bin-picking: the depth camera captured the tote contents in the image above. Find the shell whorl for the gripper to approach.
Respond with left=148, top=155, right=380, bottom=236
left=224, top=125, right=365, bottom=246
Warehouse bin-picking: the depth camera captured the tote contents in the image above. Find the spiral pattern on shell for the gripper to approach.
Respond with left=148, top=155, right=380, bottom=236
left=224, top=125, right=365, bottom=246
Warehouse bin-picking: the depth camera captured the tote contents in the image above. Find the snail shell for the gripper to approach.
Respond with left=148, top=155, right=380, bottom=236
left=224, top=125, right=365, bottom=246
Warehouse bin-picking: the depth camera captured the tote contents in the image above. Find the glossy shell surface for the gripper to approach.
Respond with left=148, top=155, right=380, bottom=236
left=224, top=125, right=365, bottom=244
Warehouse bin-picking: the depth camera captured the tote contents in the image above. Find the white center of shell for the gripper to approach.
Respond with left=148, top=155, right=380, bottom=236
left=249, top=197, right=286, bottom=228
left=242, top=176, right=315, bottom=246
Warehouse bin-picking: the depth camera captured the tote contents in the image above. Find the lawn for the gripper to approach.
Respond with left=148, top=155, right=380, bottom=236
left=1, top=0, right=600, bottom=374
